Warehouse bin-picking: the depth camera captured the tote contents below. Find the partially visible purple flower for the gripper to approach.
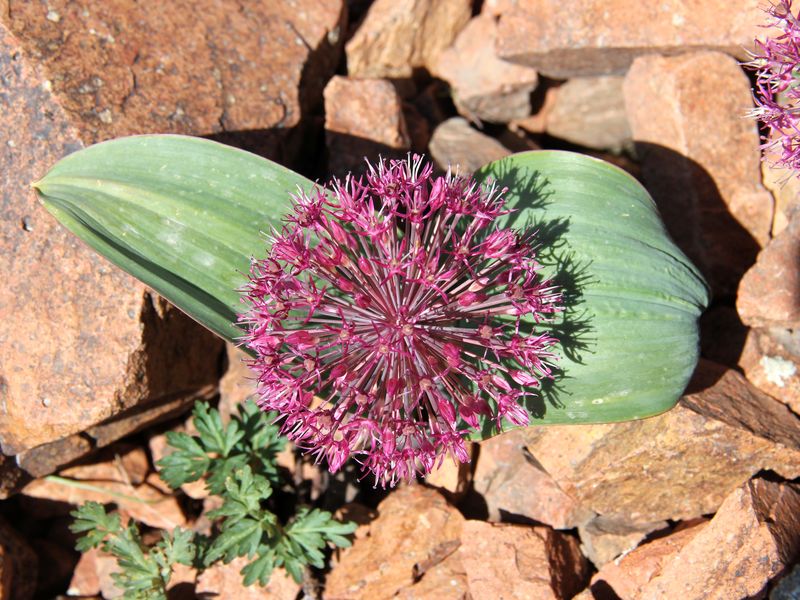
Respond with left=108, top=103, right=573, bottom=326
left=746, top=0, right=800, bottom=173
left=241, top=156, right=561, bottom=487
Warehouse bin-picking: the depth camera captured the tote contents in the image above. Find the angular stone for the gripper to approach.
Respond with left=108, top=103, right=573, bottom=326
left=21, top=456, right=186, bottom=530
left=640, top=478, right=800, bottom=599
left=2, top=384, right=214, bottom=500
left=395, top=551, right=467, bottom=600
left=196, top=558, right=299, bottom=600
left=433, top=14, right=539, bottom=123
left=345, top=0, right=471, bottom=79
left=0, top=63, right=224, bottom=457
left=0, top=516, right=38, bottom=600
left=625, top=52, right=773, bottom=294
left=324, top=76, right=410, bottom=177
left=326, top=485, right=465, bottom=599
left=3, top=0, right=344, bottom=147
left=591, top=520, right=707, bottom=598
left=545, top=76, right=631, bottom=152
left=0, top=0, right=346, bottom=461
left=578, top=515, right=667, bottom=567
left=63, top=443, right=150, bottom=485
left=15, top=434, right=93, bottom=479
left=523, top=361, right=800, bottom=525
left=428, top=117, right=511, bottom=175
left=738, top=212, right=800, bottom=329
left=459, top=521, right=589, bottom=600
left=67, top=547, right=101, bottom=597
left=84, top=384, right=214, bottom=448
left=393, top=509, right=587, bottom=599
left=167, top=562, right=197, bottom=597
left=424, top=445, right=474, bottom=500
left=95, top=550, right=124, bottom=600
left=740, top=328, right=800, bottom=414
left=624, top=51, right=773, bottom=297
left=495, top=0, right=765, bottom=78
left=473, top=428, right=590, bottom=529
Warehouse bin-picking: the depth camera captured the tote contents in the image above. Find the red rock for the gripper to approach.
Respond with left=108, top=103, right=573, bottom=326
left=738, top=211, right=800, bottom=329
left=3, top=0, right=344, bottom=148
left=495, top=0, right=765, bottom=78
left=523, top=362, right=800, bottom=525
left=14, top=435, right=94, bottom=481
left=0, top=53, right=224, bottom=457
left=0, top=0, right=346, bottom=467
left=591, top=520, right=707, bottom=598
left=326, top=485, right=465, bottom=599
left=95, top=550, right=124, bottom=600
left=395, top=551, right=467, bottom=600
left=21, top=460, right=186, bottom=530
left=324, top=76, right=410, bottom=177
left=87, top=384, right=215, bottom=449
left=624, top=51, right=773, bottom=296
left=67, top=547, right=101, bottom=597
left=578, top=516, right=667, bottom=567
left=473, top=428, right=590, bottom=529
left=167, top=562, right=197, bottom=598
left=428, top=117, right=511, bottom=174
left=544, top=76, right=630, bottom=152
left=460, top=521, right=589, bottom=600
left=345, top=0, right=471, bottom=79
left=352, top=493, right=588, bottom=599
left=433, top=14, right=539, bottom=123
left=424, top=445, right=474, bottom=500
left=640, top=478, right=800, bottom=599
left=740, top=328, right=800, bottom=414
left=55, top=443, right=150, bottom=486
left=195, top=558, right=300, bottom=600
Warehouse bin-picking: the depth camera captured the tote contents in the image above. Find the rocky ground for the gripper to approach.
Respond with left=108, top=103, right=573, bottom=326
left=2, top=0, right=800, bottom=598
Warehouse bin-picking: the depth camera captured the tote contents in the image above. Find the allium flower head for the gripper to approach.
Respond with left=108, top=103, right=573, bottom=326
left=747, top=0, right=800, bottom=173
left=242, top=156, right=561, bottom=487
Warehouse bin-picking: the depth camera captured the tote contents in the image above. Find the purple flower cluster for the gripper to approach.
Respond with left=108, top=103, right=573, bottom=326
left=241, top=156, right=561, bottom=486
left=748, top=0, right=800, bottom=172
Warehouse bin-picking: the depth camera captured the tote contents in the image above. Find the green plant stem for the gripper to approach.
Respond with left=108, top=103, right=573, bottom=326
left=44, top=475, right=161, bottom=505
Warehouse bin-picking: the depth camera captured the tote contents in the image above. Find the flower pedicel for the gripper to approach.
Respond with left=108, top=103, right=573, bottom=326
left=242, top=156, right=561, bottom=487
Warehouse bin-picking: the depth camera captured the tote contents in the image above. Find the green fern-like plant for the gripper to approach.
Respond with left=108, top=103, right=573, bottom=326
left=70, top=502, right=195, bottom=600
left=69, top=401, right=356, bottom=592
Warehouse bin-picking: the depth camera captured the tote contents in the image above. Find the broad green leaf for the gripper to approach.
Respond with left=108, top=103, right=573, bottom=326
left=473, top=151, right=709, bottom=428
left=33, top=135, right=316, bottom=343
left=36, top=136, right=708, bottom=429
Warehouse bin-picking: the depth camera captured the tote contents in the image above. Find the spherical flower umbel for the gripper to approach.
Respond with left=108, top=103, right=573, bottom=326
left=241, top=156, right=561, bottom=487
left=746, top=0, right=800, bottom=173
